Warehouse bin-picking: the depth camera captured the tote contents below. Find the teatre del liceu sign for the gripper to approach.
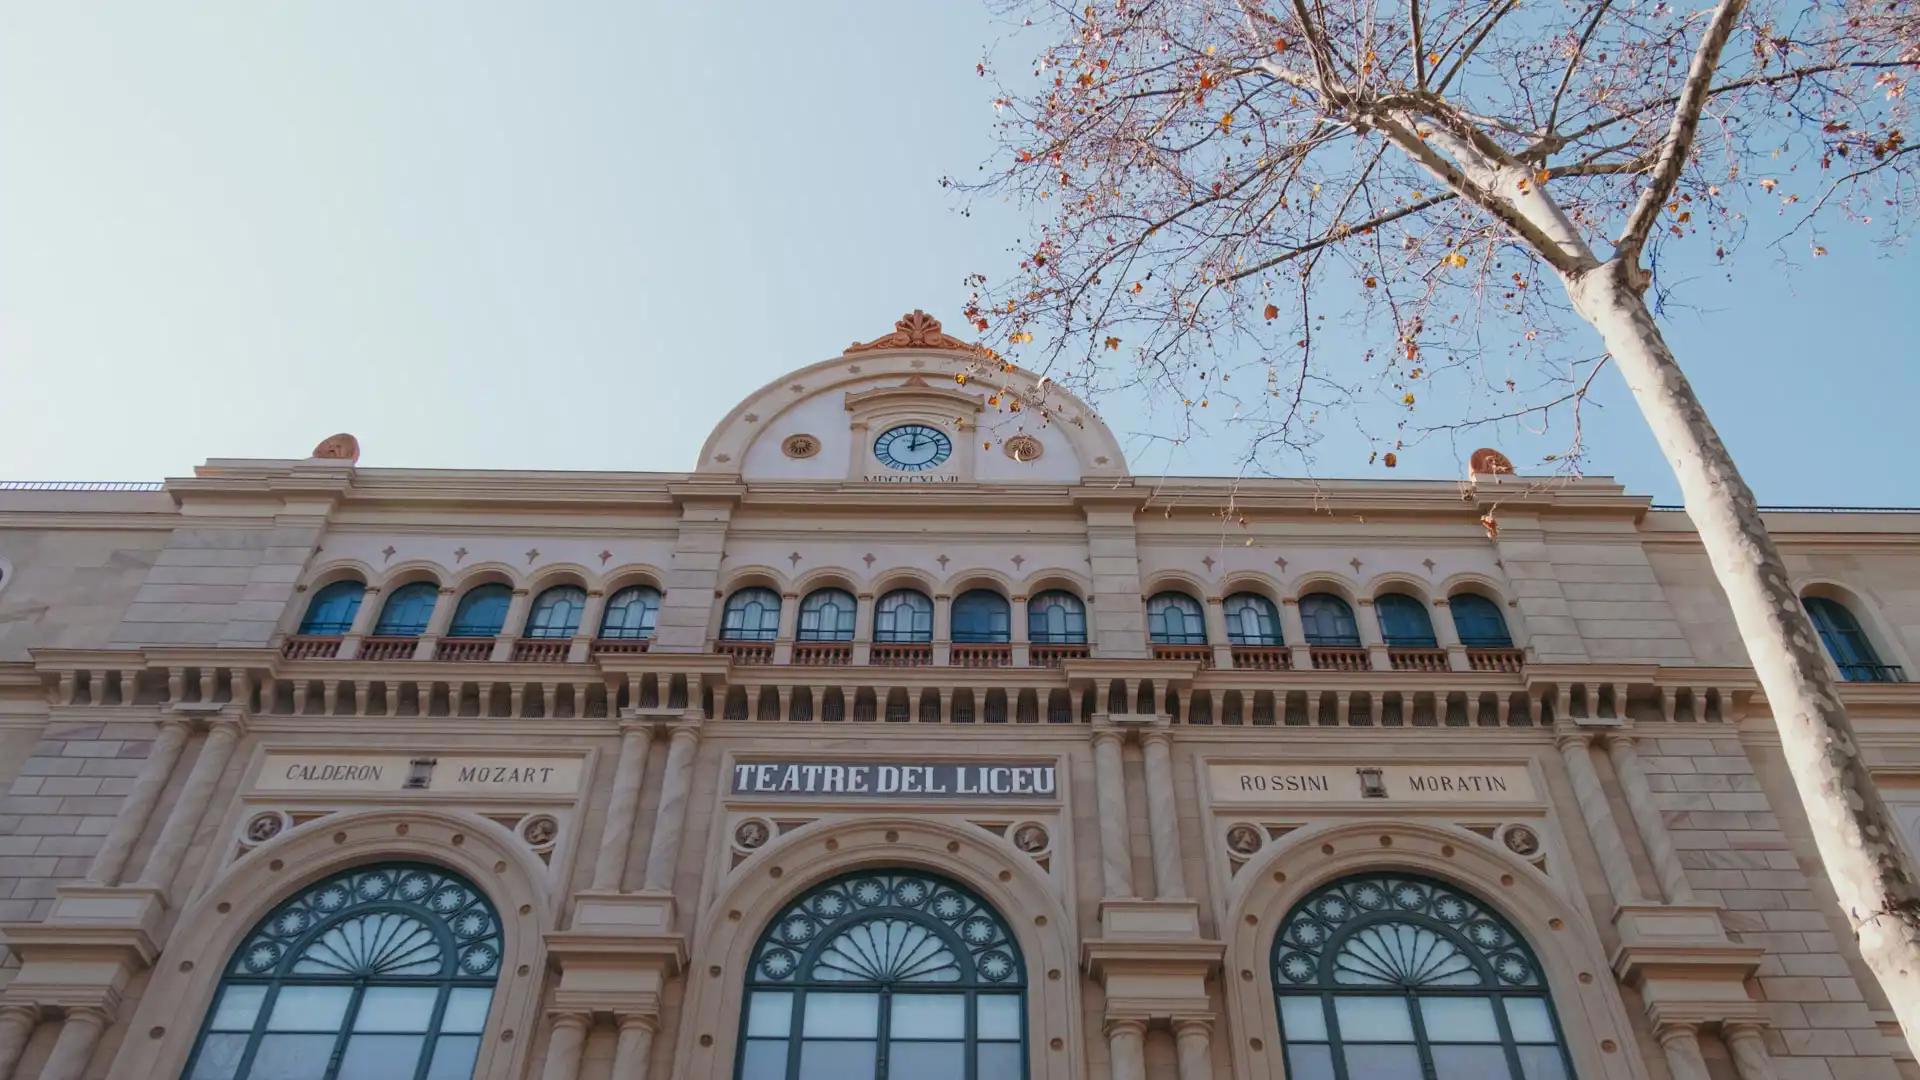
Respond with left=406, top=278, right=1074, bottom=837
left=731, top=760, right=1057, bottom=800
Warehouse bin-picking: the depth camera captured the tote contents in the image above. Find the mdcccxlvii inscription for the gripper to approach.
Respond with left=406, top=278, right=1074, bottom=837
left=732, top=760, right=1057, bottom=800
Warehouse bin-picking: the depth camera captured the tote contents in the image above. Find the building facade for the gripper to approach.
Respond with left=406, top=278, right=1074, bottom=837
left=0, top=311, right=1917, bottom=1080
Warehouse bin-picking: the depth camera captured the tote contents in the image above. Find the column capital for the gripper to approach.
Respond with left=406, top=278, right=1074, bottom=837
left=1171, top=1017, right=1213, bottom=1038
left=57, top=1005, right=111, bottom=1027
left=1103, top=1017, right=1151, bottom=1038
left=1139, top=725, right=1176, bottom=748
left=1091, top=725, right=1128, bottom=748
left=546, top=1010, right=593, bottom=1030
left=615, top=1013, right=659, bottom=1034
left=1721, top=1020, right=1766, bottom=1039
left=203, top=714, right=249, bottom=740
left=666, top=720, right=703, bottom=743
left=1654, top=1019, right=1701, bottom=1046
left=0, top=1003, right=39, bottom=1023
left=1552, top=722, right=1592, bottom=751
left=617, top=718, right=660, bottom=738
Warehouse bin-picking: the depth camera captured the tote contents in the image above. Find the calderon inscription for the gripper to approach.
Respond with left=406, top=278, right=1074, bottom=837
left=1210, top=763, right=1535, bottom=804
left=257, top=752, right=582, bottom=795
left=732, top=760, right=1057, bottom=800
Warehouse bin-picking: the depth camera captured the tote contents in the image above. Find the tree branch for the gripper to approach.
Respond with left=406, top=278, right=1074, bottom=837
left=1543, top=0, right=1615, bottom=136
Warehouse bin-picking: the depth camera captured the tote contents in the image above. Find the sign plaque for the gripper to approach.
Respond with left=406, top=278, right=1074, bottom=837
left=731, top=759, right=1058, bottom=800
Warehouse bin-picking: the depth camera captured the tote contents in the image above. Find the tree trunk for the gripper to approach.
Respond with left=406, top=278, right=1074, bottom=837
left=1565, top=261, right=1920, bottom=1044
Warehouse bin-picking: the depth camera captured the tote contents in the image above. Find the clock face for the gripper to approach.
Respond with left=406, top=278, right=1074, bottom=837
left=874, top=424, right=953, bottom=471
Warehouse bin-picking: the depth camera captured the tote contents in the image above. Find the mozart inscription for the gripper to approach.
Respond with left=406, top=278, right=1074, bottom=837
left=256, top=752, right=584, bottom=795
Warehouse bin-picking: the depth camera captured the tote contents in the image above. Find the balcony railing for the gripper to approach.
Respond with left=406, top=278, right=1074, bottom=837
left=359, top=637, right=418, bottom=662
left=871, top=643, right=934, bottom=667
left=1841, top=663, right=1908, bottom=683
left=1152, top=644, right=1214, bottom=666
left=716, top=640, right=775, bottom=664
left=1308, top=646, right=1371, bottom=672
left=1029, top=643, right=1090, bottom=668
left=952, top=644, right=1012, bottom=669
left=591, top=637, right=652, bottom=656
left=1230, top=645, right=1292, bottom=671
left=511, top=639, right=571, bottom=663
left=283, top=635, right=342, bottom=660
left=1388, top=647, right=1449, bottom=672
left=434, top=638, right=495, bottom=663
left=792, top=642, right=855, bottom=666
left=1467, top=647, right=1525, bottom=673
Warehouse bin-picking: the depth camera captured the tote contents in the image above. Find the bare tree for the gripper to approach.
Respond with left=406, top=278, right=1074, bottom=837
left=957, top=0, right=1920, bottom=1039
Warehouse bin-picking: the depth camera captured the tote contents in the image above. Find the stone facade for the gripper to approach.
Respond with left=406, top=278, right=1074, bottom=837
left=0, top=314, right=1916, bottom=1079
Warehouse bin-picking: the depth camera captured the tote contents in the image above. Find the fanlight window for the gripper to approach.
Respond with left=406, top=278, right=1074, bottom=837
left=1803, top=596, right=1900, bottom=682
left=1224, top=592, right=1282, bottom=646
left=299, top=581, right=365, bottom=636
left=184, top=863, right=501, bottom=1080
left=1376, top=593, right=1438, bottom=648
left=447, top=584, right=511, bottom=638
left=1299, top=593, right=1361, bottom=647
left=600, top=585, right=661, bottom=640
left=1147, top=592, right=1206, bottom=645
left=799, top=588, right=858, bottom=642
left=739, top=870, right=1026, bottom=1080
left=1026, top=591, right=1086, bottom=645
left=723, top=588, right=783, bottom=642
left=1451, top=594, right=1513, bottom=648
left=1273, top=872, right=1573, bottom=1080
left=874, top=589, right=934, bottom=643
left=524, top=585, right=587, bottom=639
left=951, top=590, right=1011, bottom=644
left=373, top=582, right=439, bottom=638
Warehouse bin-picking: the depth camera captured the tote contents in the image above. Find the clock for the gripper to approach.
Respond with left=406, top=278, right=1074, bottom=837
left=874, top=424, right=953, bottom=471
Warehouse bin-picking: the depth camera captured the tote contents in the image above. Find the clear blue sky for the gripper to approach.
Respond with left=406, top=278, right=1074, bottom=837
left=4, top=2, right=1914, bottom=505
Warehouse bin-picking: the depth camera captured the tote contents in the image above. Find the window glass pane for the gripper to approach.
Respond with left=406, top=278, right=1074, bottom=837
left=1518, top=1044, right=1571, bottom=1080
left=798, top=1039, right=876, bottom=1080
left=1504, top=998, right=1557, bottom=1044
left=889, top=994, right=965, bottom=1038
left=1432, top=1043, right=1513, bottom=1080
left=354, top=986, right=441, bottom=1032
left=747, top=991, right=794, bottom=1038
left=1333, top=996, right=1415, bottom=1041
left=208, top=984, right=268, bottom=1031
left=739, top=1039, right=790, bottom=1080
left=977, top=995, right=1022, bottom=1040
left=247, top=1033, right=337, bottom=1080
left=1279, top=996, right=1328, bottom=1041
left=266, top=985, right=352, bottom=1031
left=338, top=1034, right=426, bottom=1080
left=1342, top=1043, right=1424, bottom=1078
left=802, top=992, right=879, bottom=1038
left=1285, top=1044, right=1337, bottom=1080
left=187, top=1033, right=249, bottom=1080
left=440, top=988, right=493, bottom=1035
left=978, top=1041, right=1025, bottom=1074
left=887, top=1041, right=965, bottom=1080
left=1419, top=996, right=1501, bottom=1042
left=425, top=1034, right=482, bottom=1080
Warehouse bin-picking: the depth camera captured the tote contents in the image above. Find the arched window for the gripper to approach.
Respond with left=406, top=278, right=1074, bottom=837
left=1376, top=593, right=1438, bottom=647
left=1027, top=591, right=1087, bottom=644
left=738, top=869, right=1025, bottom=1080
left=952, top=590, right=1011, bottom=643
left=1299, top=593, right=1360, bottom=647
left=183, top=863, right=501, bottom=1080
left=447, top=584, right=511, bottom=638
left=372, top=582, right=440, bottom=638
left=723, top=588, right=783, bottom=642
left=1224, top=593, right=1282, bottom=646
left=799, top=588, right=858, bottom=642
left=524, top=585, right=587, bottom=639
left=874, top=589, right=934, bottom=643
left=1804, top=596, right=1898, bottom=682
left=600, top=585, right=661, bottom=640
left=1273, top=872, right=1573, bottom=1080
left=1147, top=592, right=1207, bottom=645
left=1450, top=594, right=1512, bottom=648
left=299, top=581, right=365, bottom=636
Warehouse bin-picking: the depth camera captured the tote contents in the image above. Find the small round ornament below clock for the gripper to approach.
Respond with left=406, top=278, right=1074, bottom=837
left=873, top=424, right=953, bottom=472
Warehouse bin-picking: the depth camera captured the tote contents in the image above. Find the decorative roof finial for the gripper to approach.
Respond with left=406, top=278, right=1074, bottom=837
left=846, top=310, right=979, bottom=354
left=1469, top=448, right=1514, bottom=476
left=310, top=433, right=361, bottom=463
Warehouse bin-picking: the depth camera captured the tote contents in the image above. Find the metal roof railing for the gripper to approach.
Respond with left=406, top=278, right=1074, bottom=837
left=0, top=481, right=166, bottom=492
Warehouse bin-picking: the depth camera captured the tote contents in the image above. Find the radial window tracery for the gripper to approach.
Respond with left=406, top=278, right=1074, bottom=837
left=1273, top=872, right=1573, bottom=1080
left=185, top=863, right=501, bottom=1080
left=739, top=869, right=1026, bottom=1079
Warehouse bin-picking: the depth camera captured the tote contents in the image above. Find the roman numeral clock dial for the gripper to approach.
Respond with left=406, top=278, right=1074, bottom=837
left=873, top=424, right=952, bottom=472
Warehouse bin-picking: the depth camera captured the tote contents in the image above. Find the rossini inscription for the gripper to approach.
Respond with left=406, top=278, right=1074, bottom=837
left=1210, top=763, right=1536, bottom=804
left=732, top=760, right=1057, bottom=800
